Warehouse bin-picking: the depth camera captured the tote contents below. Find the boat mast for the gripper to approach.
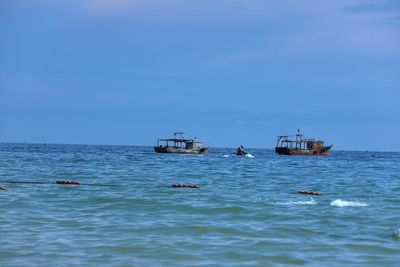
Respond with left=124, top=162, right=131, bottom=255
left=295, top=129, right=301, bottom=149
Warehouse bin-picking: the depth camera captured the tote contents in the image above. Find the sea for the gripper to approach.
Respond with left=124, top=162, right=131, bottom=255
left=0, top=143, right=399, bottom=266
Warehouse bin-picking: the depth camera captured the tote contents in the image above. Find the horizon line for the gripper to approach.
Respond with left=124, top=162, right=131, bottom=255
left=0, top=142, right=398, bottom=153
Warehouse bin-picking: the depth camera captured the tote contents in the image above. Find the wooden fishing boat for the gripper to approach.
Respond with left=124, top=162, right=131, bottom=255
left=154, top=132, right=208, bottom=154
left=275, top=130, right=332, bottom=156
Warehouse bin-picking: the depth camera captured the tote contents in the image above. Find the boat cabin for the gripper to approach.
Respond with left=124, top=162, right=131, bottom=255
left=156, top=132, right=203, bottom=149
left=276, top=134, right=325, bottom=150
left=154, top=132, right=208, bottom=154
left=275, top=131, right=332, bottom=156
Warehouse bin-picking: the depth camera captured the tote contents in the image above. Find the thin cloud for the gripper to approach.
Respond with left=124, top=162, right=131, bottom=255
left=199, top=0, right=400, bottom=67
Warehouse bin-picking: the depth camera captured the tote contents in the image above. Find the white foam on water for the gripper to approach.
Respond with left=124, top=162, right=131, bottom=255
left=222, top=154, right=230, bottom=158
left=277, top=198, right=317, bottom=205
left=394, top=227, right=400, bottom=238
left=330, top=199, right=368, bottom=207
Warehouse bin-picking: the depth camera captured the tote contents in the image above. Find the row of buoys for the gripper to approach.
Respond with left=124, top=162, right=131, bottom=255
left=0, top=180, right=119, bottom=189
left=298, top=190, right=323, bottom=196
left=170, top=185, right=322, bottom=195
left=2, top=181, right=321, bottom=195
left=56, top=180, right=81, bottom=185
left=171, top=184, right=199, bottom=189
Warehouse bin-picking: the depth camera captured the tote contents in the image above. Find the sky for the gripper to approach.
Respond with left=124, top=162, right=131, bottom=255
left=0, top=0, right=399, bottom=151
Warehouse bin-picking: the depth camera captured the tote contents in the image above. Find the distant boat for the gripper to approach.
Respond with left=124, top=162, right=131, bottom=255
left=275, top=130, right=332, bottom=156
left=154, top=132, right=209, bottom=154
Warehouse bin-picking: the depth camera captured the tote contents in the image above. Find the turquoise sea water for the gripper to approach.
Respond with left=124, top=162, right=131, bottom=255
left=1, top=143, right=399, bottom=266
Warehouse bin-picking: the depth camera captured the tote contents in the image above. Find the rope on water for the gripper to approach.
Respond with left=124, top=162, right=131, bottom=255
left=0, top=180, right=118, bottom=187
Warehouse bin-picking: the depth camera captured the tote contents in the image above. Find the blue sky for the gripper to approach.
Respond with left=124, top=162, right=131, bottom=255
left=1, top=0, right=399, bottom=151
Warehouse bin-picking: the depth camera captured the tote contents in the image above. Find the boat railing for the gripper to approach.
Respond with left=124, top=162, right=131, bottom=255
left=173, top=132, right=185, bottom=139
left=277, top=134, right=319, bottom=148
left=157, top=137, right=203, bottom=148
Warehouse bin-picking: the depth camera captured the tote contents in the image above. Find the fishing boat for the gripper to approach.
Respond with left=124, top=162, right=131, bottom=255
left=154, top=132, right=208, bottom=154
left=275, top=130, right=333, bottom=156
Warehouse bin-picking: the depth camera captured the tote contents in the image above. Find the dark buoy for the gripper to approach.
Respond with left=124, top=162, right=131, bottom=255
left=56, top=180, right=81, bottom=185
left=171, top=184, right=199, bottom=189
left=298, top=190, right=323, bottom=196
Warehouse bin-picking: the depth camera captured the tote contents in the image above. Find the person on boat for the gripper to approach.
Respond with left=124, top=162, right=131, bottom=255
left=236, top=145, right=246, bottom=156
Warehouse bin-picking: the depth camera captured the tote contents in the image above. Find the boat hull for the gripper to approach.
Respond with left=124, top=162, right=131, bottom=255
left=275, top=145, right=332, bottom=156
left=154, top=146, right=208, bottom=154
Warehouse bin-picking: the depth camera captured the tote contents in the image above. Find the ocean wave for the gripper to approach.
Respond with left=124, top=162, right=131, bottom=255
left=330, top=199, right=368, bottom=207
left=277, top=198, right=317, bottom=205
